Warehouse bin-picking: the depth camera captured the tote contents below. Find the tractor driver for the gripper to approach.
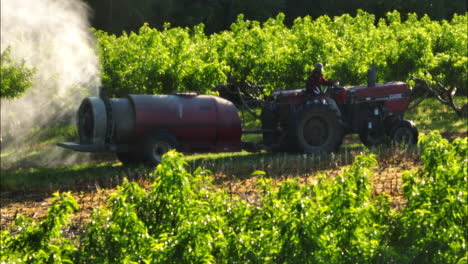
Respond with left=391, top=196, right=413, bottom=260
left=306, top=63, right=336, bottom=95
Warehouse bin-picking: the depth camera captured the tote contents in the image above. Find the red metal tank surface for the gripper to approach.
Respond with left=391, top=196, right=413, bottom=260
left=129, top=94, right=242, bottom=152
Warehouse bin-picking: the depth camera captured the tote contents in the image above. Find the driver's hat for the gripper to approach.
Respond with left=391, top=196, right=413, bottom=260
left=315, top=63, right=323, bottom=70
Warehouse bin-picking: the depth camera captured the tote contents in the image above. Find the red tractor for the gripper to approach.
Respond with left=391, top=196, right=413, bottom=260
left=260, top=81, right=418, bottom=154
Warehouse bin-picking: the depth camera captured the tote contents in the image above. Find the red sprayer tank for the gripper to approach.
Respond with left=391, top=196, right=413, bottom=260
left=129, top=94, right=242, bottom=152
left=58, top=93, right=242, bottom=165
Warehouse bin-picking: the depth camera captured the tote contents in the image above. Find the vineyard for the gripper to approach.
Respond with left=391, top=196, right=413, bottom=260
left=1, top=132, right=466, bottom=263
left=1, top=10, right=468, bottom=263
left=96, top=10, right=467, bottom=97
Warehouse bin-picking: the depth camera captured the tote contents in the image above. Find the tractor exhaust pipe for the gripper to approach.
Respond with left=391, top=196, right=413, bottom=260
left=367, top=63, right=377, bottom=87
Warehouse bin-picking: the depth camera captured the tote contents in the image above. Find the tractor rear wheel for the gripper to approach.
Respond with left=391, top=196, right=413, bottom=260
left=143, top=134, right=177, bottom=167
left=390, top=119, right=418, bottom=146
left=294, top=100, right=343, bottom=154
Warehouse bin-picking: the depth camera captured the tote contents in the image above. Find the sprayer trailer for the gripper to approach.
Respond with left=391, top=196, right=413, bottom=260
left=58, top=93, right=243, bottom=165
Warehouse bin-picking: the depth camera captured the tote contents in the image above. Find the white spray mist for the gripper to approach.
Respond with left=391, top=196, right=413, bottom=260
left=1, top=0, right=101, bottom=167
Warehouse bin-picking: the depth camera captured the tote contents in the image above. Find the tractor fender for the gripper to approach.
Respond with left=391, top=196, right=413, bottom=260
left=294, top=97, right=342, bottom=117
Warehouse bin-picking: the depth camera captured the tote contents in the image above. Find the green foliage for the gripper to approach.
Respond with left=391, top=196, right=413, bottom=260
left=0, top=47, right=35, bottom=99
left=405, top=97, right=468, bottom=134
left=96, top=11, right=467, bottom=97
left=2, top=134, right=466, bottom=262
left=96, top=24, right=227, bottom=96
left=1, top=192, right=78, bottom=263
left=429, top=14, right=468, bottom=92
left=395, top=132, right=467, bottom=263
left=86, top=0, right=467, bottom=34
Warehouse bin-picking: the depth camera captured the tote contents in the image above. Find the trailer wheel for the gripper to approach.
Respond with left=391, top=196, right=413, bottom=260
left=390, top=119, right=418, bottom=146
left=294, top=100, right=343, bottom=154
left=143, top=134, right=177, bottom=166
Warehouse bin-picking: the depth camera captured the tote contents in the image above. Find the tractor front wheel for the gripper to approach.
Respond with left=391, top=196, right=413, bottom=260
left=390, top=120, right=418, bottom=146
left=294, top=101, right=343, bottom=154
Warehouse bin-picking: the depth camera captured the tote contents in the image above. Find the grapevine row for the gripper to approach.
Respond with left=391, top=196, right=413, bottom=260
left=96, top=10, right=467, bottom=97
left=2, top=132, right=466, bottom=263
